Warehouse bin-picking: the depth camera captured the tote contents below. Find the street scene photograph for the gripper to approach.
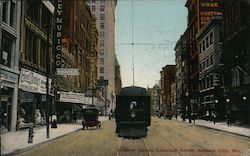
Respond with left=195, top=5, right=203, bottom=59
left=1, top=0, right=250, bottom=156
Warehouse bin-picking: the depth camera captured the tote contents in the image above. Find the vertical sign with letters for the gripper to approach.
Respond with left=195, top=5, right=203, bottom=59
left=55, top=0, right=63, bottom=69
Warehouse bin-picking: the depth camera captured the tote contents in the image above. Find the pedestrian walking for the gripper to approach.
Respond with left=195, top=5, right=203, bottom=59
left=227, top=113, right=232, bottom=127
left=212, top=112, right=216, bottom=125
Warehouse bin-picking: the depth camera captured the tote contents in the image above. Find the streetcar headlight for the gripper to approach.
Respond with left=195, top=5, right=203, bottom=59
left=130, top=111, right=136, bottom=118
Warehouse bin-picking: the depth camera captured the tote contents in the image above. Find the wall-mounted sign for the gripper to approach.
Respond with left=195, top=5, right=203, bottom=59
left=56, top=68, right=80, bottom=75
left=55, top=0, right=63, bottom=69
left=19, top=68, right=54, bottom=96
left=0, top=69, right=18, bottom=83
left=58, top=92, right=85, bottom=104
left=42, top=1, right=55, bottom=14
left=199, top=0, right=222, bottom=28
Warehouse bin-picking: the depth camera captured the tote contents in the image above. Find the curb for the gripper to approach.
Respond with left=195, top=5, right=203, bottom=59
left=3, top=128, right=83, bottom=156
left=176, top=119, right=250, bottom=138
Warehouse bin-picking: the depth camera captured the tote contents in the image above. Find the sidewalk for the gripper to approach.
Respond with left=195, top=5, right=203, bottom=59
left=1, top=116, right=108, bottom=155
left=176, top=117, right=250, bottom=138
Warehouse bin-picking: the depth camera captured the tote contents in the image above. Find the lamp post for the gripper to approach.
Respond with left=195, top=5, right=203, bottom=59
left=0, top=73, right=3, bottom=155
left=243, top=96, right=247, bottom=101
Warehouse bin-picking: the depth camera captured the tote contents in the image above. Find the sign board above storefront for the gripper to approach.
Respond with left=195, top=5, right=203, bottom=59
left=58, top=91, right=97, bottom=105
left=19, top=68, right=54, bottom=96
left=56, top=68, right=80, bottom=76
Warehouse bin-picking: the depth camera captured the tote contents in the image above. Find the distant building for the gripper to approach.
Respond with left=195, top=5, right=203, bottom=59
left=87, top=0, right=117, bottom=114
left=148, top=84, right=161, bottom=116
left=160, top=65, right=175, bottom=116
left=174, top=30, right=189, bottom=114
left=115, top=55, right=122, bottom=95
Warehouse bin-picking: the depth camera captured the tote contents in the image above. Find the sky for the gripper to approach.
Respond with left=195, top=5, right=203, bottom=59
left=115, top=0, right=188, bottom=88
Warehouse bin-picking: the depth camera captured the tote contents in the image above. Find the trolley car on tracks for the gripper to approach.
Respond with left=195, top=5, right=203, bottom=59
left=115, top=86, right=151, bottom=138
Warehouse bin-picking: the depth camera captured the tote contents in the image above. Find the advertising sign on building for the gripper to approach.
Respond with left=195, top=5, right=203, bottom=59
left=56, top=68, right=80, bottom=75
left=58, top=92, right=86, bottom=104
left=19, top=68, right=54, bottom=96
left=55, top=0, right=63, bottom=69
left=199, top=0, right=222, bottom=28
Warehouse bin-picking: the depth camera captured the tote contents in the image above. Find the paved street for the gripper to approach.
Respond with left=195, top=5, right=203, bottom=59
left=15, top=118, right=250, bottom=156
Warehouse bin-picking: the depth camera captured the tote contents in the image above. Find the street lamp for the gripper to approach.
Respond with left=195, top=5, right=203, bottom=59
left=243, top=96, right=247, bottom=101
left=226, top=98, right=230, bottom=103
left=215, top=99, right=219, bottom=104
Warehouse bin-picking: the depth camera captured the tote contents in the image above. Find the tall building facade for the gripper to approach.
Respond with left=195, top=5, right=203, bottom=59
left=87, top=0, right=117, bottom=113
left=222, top=0, right=250, bottom=124
left=185, top=0, right=222, bottom=116
left=0, top=0, right=21, bottom=132
left=18, top=0, right=55, bottom=129
left=197, top=15, right=224, bottom=118
left=56, top=0, right=99, bottom=121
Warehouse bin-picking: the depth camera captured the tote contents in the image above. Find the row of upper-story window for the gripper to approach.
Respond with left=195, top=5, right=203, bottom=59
left=199, top=54, right=214, bottom=72
left=91, top=5, right=105, bottom=12
left=199, top=32, right=214, bottom=53
left=2, top=0, right=17, bottom=29
left=199, top=75, right=214, bottom=91
left=91, top=0, right=106, bottom=3
left=25, top=0, right=53, bottom=32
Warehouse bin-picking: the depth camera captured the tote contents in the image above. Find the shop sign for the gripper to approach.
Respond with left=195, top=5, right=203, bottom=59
left=199, top=0, right=222, bottom=28
left=0, top=69, right=18, bottom=83
left=58, top=92, right=86, bottom=104
left=24, top=17, right=47, bottom=41
left=56, top=68, right=79, bottom=75
left=19, top=68, right=54, bottom=95
left=55, top=0, right=63, bottom=68
left=42, top=1, right=55, bottom=14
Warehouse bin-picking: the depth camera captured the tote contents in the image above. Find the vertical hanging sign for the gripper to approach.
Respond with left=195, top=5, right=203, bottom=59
left=55, top=0, right=63, bottom=69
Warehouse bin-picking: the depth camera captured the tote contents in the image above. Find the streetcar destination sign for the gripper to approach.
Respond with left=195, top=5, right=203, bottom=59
left=56, top=68, right=80, bottom=75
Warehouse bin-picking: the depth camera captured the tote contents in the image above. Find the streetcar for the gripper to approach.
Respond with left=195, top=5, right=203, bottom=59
left=82, top=106, right=101, bottom=130
left=115, top=86, right=151, bottom=138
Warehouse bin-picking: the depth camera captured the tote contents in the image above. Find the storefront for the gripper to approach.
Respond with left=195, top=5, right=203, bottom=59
left=0, top=69, right=19, bottom=132
left=18, top=68, right=53, bottom=129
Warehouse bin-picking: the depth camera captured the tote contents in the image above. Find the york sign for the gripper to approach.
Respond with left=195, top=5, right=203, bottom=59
left=55, top=0, right=63, bottom=68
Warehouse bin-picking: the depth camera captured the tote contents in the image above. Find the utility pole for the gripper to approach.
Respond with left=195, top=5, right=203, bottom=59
left=46, top=18, right=50, bottom=139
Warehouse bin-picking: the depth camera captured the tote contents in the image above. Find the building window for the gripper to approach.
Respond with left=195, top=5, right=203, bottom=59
left=100, top=0, right=105, bottom=3
left=92, top=0, right=96, bottom=3
left=210, top=55, right=214, bottom=66
left=2, top=1, right=8, bottom=23
left=100, top=49, right=104, bottom=56
left=26, top=0, right=40, bottom=24
left=100, top=14, right=105, bottom=20
left=1, top=34, right=13, bottom=67
left=100, top=58, right=104, bottom=65
left=100, top=23, right=104, bottom=29
left=206, top=36, right=209, bottom=48
left=202, top=40, right=205, bottom=51
left=100, top=67, right=104, bottom=73
left=210, top=32, right=213, bottom=45
left=100, top=32, right=105, bottom=38
left=2, top=1, right=16, bottom=28
left=92, top=5, right=96, bottom=12
left=100, top=40, right=104, bottom=47
left=40, top=40, right=46, bottom=68
left=206, top=58, right=209, bottom=68
left=100, top=5, right=105, bottom=11
left=25, top=29, right=38, bottom=64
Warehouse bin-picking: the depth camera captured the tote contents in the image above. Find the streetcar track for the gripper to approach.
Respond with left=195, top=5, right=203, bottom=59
left=164, top=124, right=218, bottom=156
